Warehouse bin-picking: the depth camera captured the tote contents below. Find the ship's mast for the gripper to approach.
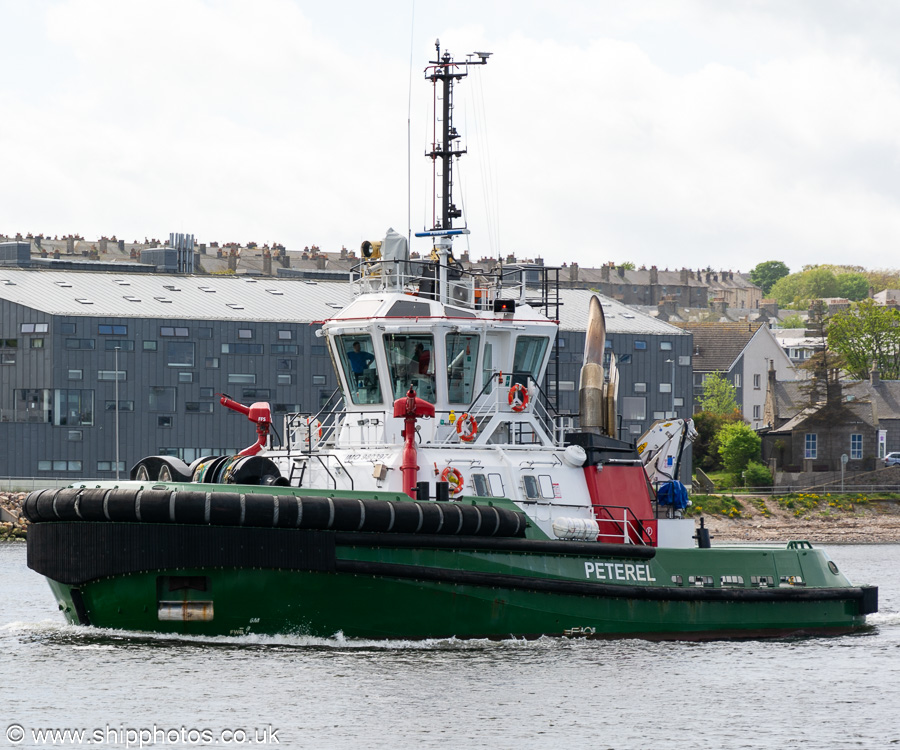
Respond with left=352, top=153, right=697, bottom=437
left=425, top=41, right=490, bottom=234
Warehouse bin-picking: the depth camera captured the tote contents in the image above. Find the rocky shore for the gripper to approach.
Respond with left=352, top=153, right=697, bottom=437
left=0, top=492, right=28, bottom=540
left=3, top=490, right=899, bottom=545
left=700, top=495, right=900, bottom=544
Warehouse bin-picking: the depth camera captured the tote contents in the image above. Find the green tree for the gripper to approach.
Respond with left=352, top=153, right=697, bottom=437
left=779, top=314, right=805, bottom=328
left=698, top=371, right=739, bottom=416
left=692, top=410, right=741, bottom=471
left=769, top=273, right=804, bottom=307
left=799, top=267, right=839, bottom=300
left=836, top=272, right=870, bottom=301
left=750, top=260, right=790, bottom=295
left=742, top=460, right=773, bottom=488
left=717, top=422, right=762, bottom=483
left=827, top=299, right=900, bottom=379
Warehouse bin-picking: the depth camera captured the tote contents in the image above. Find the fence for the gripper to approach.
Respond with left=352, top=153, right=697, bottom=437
left=0, top=477, right=97, bottom=493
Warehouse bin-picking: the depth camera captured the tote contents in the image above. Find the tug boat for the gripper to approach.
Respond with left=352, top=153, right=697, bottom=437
left=25, top=46, right=876, bottom=640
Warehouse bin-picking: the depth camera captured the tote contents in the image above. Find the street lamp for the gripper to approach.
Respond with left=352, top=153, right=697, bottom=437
left=665, top=358, right=675, bottom=418
left=114, top=346, right=120, bottom=480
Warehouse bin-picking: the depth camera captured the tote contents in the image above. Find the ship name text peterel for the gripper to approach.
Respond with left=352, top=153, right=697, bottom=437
left=584, top=562, right=657, bottom=582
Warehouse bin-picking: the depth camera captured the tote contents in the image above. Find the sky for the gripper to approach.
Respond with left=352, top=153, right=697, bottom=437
left=3, top=0, right=900, bottom=274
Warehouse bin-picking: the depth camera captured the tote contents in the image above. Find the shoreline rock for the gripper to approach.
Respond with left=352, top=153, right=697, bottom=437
left=697, top=496, right=900, bottom=545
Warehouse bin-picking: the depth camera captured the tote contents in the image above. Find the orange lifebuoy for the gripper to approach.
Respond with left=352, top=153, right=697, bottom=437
left=303, top=417, right=323, bottom=445
left=456, top=412, right=478, bottom=442
left=440, top=466, right=465, bottom=495
left=508, top=383, right=529, bottom=412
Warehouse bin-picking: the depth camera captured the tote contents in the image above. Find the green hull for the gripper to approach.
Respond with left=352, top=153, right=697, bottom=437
left=34, top=522, right=874, bottom=640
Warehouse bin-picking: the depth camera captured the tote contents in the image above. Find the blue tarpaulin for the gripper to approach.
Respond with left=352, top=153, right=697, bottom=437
left=656, top=480, right=689, bottom=510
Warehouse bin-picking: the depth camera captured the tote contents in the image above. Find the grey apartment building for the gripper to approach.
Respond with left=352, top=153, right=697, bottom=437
left=0, top=270, right=693, bottom=479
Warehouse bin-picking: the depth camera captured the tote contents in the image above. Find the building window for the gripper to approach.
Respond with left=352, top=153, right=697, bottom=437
left=21, top=323, right=49, bottom=333
left=311, top=345, right=327, bottom=356
left=160, top=326, right=189, bottom=337
left=734, top=374, right=742, bottom=388
left=279, top=374, right=294, bottom=385
left=205, top=357, right=220, bottom=369
left=634, top=340, right=647, bottom=350
left=166, top=341, right=195, bottom=367
left=634, top=382, right=647, bottom=393
left=660, top=341, right=672, bottom=350
left=272, top=344, right=299, bottom=355
left=105, top=400, right=134, bottom=412
left=653, top=411, right=666, bottom=420
left=238, top=329, right=254, bottom=339
left=678, top=355, right=691, bottom=366
left=198, top=327, right=213, bottom=339
left=67, top=430, right=83, bottom=441
left=30, top=338, right=44, bottom=348
left=99, top=324, right=127, bottom=335
left=53, top=389, right=94, bottom=426
left=97, top=370, right=126, bottom=381
left=65, top=338, right=95, bottom=350
left=242, top=388, right=271, bottom=399
left=629, top=424, right=643, bottom=435
left=274, top=403, right=301, bottom=413
left=149, top=387, right=176, bottom=412
left=659, top=383, right=672, bottom=393
left=805, top=433, right=817, bottom=460
left=97, top=461, right=126, bottom=472
left=277, top=330, right=293, bottom=340
left=851, top=434, right=863, bottom=460
left=103, top=340, right=133, bottom=352
left=200, top=388, right=215, bottom=398
left=221, top=343, right=263, bottom=354
left=68, top=369, right=83, bottom=380
left=753, top=405, right=761, bottom=419
left=674, top=397, right=684, bottom=407
left=277, top=359, right=294, bottom=370
left=158, top=416, right=173, bottom=428
left=178, top=372, right=194, bottom=383
left=227, top=374, right=256, bottom=384
left=60, top=322, right=76, bottom=334
left=185, top=402, right=215, bottom=413
left=753, top=373, right=761, bottom=389
left=621, top=397, right=646, bottom=421
left=143, top=340, right=158, bottom=351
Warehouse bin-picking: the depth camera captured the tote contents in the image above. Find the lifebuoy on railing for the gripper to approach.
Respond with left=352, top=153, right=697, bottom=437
left=440, top=466, right=465, bottom=495
left=304, top=418, right=323, bottom=445
left=508, top=383, right=529, bottom=412
left=456, top=413, right=478, bottom=442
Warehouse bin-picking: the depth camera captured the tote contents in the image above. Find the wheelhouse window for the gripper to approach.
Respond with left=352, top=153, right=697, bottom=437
left=446, top=332, right=479, bottom=404
left=513, top=336, right=549, bottom=382
left=337, top=334, right=383, bottom=406
left=383, top=333, right=435, bottom=403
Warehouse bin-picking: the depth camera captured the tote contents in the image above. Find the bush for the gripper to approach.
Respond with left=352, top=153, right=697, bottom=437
left=742, top=460, right=772, bottom=488
left=717, top=422, right=762, bottom=482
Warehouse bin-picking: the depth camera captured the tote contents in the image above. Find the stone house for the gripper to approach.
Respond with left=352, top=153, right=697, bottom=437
left=762, top=366, right=900, bottom=480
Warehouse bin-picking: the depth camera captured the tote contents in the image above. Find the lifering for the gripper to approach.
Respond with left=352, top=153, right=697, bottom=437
left=456, top=413, right=478, bottom=442
left=508, top=383, right=529, bottom=412
left=440, top=466, right=465, bottom=495
left=303, top=418, right=323, bottom=444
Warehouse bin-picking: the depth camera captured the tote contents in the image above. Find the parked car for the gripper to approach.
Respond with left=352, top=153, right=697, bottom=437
left=884, top=452, right=900, bottom=466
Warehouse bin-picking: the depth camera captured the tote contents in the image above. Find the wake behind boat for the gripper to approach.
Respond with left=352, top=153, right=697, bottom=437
left=24, top=44, right=877, bottom=639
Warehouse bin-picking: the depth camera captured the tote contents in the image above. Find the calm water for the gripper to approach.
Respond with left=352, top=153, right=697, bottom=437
left=1, top=541, right=897, bottom=750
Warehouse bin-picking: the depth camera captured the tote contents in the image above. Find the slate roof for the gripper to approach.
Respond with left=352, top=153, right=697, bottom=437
left=0, top=269, right=681, bottom=337
left=670, top=321, right=765, bottom=372
left=769, top=377, right=900, bottom=433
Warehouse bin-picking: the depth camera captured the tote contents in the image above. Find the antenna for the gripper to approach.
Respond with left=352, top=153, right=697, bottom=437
left=422, top=46, right=489, bottom=236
